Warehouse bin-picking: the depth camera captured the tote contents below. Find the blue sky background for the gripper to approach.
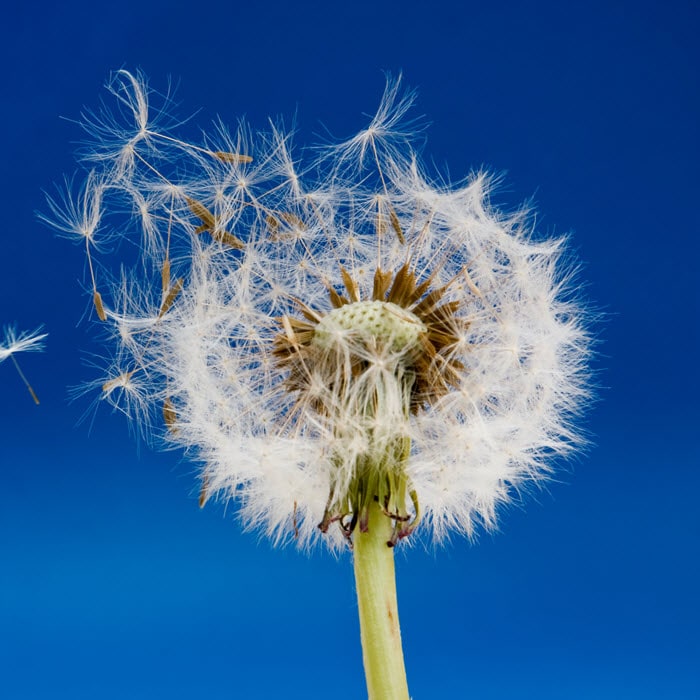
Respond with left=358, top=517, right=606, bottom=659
left=1, top=0, right=698, bottom=698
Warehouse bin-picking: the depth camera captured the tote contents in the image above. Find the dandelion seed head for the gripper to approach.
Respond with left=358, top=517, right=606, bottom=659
left=52, top=71, right=593, bottom=549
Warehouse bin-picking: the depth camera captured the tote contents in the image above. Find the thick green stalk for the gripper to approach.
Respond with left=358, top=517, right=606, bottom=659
left=353, top=498, right=410, bottom=700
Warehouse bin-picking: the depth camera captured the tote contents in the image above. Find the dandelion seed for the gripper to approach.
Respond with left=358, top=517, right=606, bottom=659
left=211, top=151, right=253, bottom=164
left=93, top=291, right=107, bottom=321
left=159, top=278, right=183, bottom=317
left=185, top=196, right=217, bottom=234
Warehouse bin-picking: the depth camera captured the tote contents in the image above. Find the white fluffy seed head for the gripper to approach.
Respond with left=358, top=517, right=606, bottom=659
left=53, top=72, right=593, bottom=549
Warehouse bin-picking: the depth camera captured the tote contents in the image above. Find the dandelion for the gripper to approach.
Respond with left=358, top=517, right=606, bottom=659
left=51, top=71, right=592, bottom=699
left=0, top=326, right=47, bottom=404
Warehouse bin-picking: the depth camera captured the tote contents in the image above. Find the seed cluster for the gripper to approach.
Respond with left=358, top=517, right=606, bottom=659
left=47, top=71, right=591, bottom=547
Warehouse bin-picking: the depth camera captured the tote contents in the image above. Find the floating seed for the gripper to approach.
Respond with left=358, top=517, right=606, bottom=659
left=186, top=197, right=216, bottom=233
left=159, top=278, right=183, bottom=317
left=93, top=291, right=107, bottom=321
left=211, top=151, right=253, bottom=164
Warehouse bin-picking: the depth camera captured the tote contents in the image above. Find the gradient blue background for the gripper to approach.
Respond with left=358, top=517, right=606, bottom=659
left=1, top=1, right=698, bottom=697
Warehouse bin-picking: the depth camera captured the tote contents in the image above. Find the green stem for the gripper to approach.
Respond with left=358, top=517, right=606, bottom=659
left=353, top=498, right=410, bottom=700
